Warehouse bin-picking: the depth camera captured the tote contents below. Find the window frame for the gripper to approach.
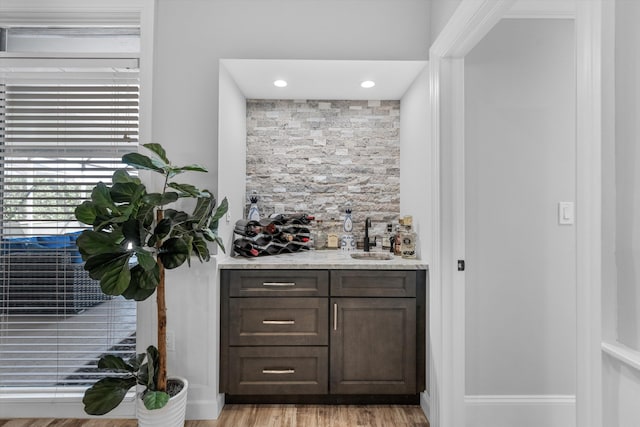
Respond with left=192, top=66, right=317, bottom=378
left=0, top=0, right=154, bottom=418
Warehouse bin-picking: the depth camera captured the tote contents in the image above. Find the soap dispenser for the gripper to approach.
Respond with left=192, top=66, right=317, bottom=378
left=340, top=206, right=356, bottom=251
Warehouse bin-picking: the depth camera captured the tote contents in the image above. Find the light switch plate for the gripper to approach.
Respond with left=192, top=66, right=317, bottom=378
left=558, top=201, right=574, bottom=225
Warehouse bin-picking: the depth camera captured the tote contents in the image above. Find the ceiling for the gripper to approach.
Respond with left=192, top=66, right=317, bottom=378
left=221, top=59, right=428, bottom=100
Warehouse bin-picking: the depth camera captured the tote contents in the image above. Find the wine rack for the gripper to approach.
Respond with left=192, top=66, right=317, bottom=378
left=233, top=214, right=312, bottom=257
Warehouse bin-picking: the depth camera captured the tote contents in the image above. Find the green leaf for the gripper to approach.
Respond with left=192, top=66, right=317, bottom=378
left=112, top=169, right=141, bottom=185
left=153, top=218, right=172, bottom=242
left=143, top=143, right=170, bottom=164
left=76, top=230, right=122, bottom=258
left=211, top=197, right=229, bottom=224
left=143, top=346, right=160, bottom=389
left=214, top=236, right=226, bottom=254
left=167, top=182, right=202, bottom=197
left=122, top=219, right=144, bottom=247
left=142, top=192, right=179, bottom=206
left=143, top=391, right=170, bottom=410
left=84, top=252, right=132, bottom=295
left=128, top=352, right=146, bottom=372
left=135, top=249, right=156, bottom=271
left=98, top=355, right=135, bottom=372
left=192, top=237, right=210, bottom=262
left=192, top=194, right=214, bottom=223
left=122, top=152, right=164, bottom=173
left=82, top=377, right=137, bottom=416
left=138, top=203, right=156, bottom=228
left=75, top=201, right=97, bottom=226
left=158, top=237, right=189, bottom=269
left=122, top=265, right=158, bottom=300
left=91, top=182, right=117, bottom=212
left=164, top=209, right=188, bottom=223
left=110, top=182, right=143, bottom=203
left=133, top=263, right=160, bottom=290
left=174, top=164, right=208, bottom=173
left=99, top=258, right=132, bottom=295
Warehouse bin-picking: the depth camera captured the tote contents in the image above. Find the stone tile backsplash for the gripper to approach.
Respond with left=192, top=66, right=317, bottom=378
left=246, top=99, right=400, bottom=238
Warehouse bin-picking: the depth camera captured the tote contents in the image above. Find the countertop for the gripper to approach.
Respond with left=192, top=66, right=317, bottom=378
left=217, top=250, right=428, bottom=270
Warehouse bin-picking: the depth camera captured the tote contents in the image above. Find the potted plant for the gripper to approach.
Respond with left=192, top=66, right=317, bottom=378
left=74, top=143, right=228, bottom=425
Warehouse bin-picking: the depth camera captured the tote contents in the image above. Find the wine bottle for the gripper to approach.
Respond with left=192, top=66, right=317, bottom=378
left=233, top=238, right=259, bottom=257
left=234, top=219, right=262, bottom=237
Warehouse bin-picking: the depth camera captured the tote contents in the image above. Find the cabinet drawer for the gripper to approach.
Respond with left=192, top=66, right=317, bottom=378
left=229, top=298, right=328, bottom=346
left=228, top=346, right=328, bottom=395
left=330, top=270, right=416, bottom=297
left=227, top=270, right=329, bottom=297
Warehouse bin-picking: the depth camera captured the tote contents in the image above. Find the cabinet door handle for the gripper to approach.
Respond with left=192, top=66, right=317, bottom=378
left=262, top=320, right=295, bottom=325
left=334, top=303, right=338, bottom=331
left=262, top=282, right=296, bottom=287
left=262, top=368, right=295, bottom=375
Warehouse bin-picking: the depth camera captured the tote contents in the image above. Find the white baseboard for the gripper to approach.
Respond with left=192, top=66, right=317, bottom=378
left=420, top=391, right=431, bottom=422
left=465, top=395, right=576, bottom=427
left=186, top=395, right=224, bottom=420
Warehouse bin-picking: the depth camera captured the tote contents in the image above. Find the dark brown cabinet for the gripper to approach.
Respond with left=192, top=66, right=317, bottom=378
left=220, top=268, right=426, bottom=403
left=330, top=298, right=416, bottom=394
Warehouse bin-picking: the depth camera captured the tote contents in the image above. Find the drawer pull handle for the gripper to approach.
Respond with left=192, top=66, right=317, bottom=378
left=262, top=282, right=296, bottom=287
left=262, top=320, right=295, bottom=325
left=334, top=303, right=338, bottom=330
left=262, top=368, right=295, bottom=375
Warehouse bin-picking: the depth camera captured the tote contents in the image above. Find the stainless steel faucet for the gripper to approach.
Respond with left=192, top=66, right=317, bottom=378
left=364, top=217, right=372, bottom=252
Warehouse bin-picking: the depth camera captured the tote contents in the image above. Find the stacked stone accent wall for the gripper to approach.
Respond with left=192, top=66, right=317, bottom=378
left=246, top=99, right=400, bottom=240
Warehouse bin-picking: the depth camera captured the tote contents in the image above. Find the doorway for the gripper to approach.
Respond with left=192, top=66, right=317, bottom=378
left=428, top=1, right=602, bottom=426
left=464, top=18, right=577, bottom=426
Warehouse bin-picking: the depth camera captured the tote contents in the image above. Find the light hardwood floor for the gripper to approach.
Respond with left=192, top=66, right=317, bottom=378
left=0, top=404, right=429, bottom=427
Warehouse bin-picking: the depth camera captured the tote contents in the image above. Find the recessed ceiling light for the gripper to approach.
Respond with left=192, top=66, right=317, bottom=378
left=273, top=79, right=288, bottom=88
left=361, top=80, right=376, bottom=89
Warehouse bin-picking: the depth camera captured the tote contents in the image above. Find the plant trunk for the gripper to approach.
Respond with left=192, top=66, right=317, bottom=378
left=156, top=209, right=167, bottom=392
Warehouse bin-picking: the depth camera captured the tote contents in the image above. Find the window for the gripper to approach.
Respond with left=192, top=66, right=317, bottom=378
left=0, top=58, right=140, bottom=390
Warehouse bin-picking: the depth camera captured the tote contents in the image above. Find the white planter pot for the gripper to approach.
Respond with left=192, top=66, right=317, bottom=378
left=136, top=376, right=188, bottom=427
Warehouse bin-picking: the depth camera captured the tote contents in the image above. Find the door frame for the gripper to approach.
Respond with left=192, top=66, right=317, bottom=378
left=427, top=1, right=602, bottom=426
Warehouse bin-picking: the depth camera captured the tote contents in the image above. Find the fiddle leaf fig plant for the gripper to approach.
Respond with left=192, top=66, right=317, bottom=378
left=75, top=143, right=228, bottom=415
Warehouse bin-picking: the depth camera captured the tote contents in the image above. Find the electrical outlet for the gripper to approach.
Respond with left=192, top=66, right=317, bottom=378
left=166, top=330, right=175, bottom=352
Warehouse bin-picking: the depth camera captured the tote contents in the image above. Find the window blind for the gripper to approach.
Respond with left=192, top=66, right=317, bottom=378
left=0, top=64, right=139, bottom=389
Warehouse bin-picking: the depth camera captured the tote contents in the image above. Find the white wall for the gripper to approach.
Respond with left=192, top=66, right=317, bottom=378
left=217, top=63, right=247, bottom=255
left=602, top=1, right=640, bottom=425
left=400, top=66, right=430, bottom=263
left=400, top=65, right=430, bottom=394
left=429, top=0, right=462, bottom=45
left=603, top=354, right=640, bottom=427
left=613, top=0, right=640, bottom=352
left=463, top=18, right=576, bottom=424
left=152, top=0, right=431, bottom=418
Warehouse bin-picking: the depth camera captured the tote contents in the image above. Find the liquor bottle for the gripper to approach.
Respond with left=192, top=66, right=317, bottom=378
left=382, top=223, right=393, bottom=251
left=400, top=224, right=417, bottom=259
left=326, top=218, right=340, bottom=249
left=315, top=220, right=328, bottom=250
left=340, top=207, right=356, bottom=251
left=247, top=194, right=260, bottom=221
left=393, top=224, right=402, bottom=256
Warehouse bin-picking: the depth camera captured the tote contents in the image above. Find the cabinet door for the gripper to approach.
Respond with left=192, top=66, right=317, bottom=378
left=330, top=298, right=416, bottom=394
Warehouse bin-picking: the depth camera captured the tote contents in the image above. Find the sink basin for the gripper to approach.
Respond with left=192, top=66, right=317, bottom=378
left=350, top=252, right=394, bottom=261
